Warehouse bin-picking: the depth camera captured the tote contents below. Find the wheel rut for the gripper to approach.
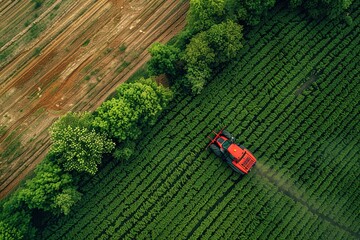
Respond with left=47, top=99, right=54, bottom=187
left=254, top=162, right=359, bottom=238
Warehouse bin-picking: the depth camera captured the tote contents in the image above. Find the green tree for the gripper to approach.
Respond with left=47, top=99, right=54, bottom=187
left=50, top=113, right=115, bottom=174
left=0, top=197, right=35, bottom=239
left=14, top=159, right=82, bottom=215
left=52, top=188, right=82, bottom=215
left=50, top=111, right=93, bottom=130
left=93, top=78, right=173, bottom=142
left=92, top=98, right=140, bottom=141
left=183, top=31, right=215, bottom=93
left=185, top=64, right=213, bottom=94
left=116, top=78, right=173, bottom=124
left=183, top=20, right=243, bottom=94
left=187, top=0, right=275, bottom=29
left=148, top=43, right=181, bottom=77
left=187, top=0, right=227, bottom=34
left=206, top=20, right=243, bottom=65
left=183, top=33, right=216, bottom=68
left=229, top=0, right=276, bottom=25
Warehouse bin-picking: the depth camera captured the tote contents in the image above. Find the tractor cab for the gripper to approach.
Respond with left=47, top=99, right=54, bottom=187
left=216, top=137, right=231, bottom=150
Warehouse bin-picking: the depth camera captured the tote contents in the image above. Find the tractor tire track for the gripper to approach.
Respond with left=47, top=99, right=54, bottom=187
left=254, top=163, right=360, bottom=239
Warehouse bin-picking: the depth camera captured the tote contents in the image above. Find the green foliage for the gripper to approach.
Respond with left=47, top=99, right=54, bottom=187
left=227, top=0, right=276, bottom=25
left=205, top=20, right=243, bottom=65
left=116, top=78, right=174, bottom=118
left=28, top=23, right=45, bottom=41
left=289, top=0, right=354, bottom=19
left=93, top=78, right=173, bottom=141
left=184, top=33, right=215, bottom=68
left=119, top=44, right=127, bottom=53
left=344, top=15, right=353, bottom=25
left=182, top=31, right=214, bottom=93
left=0, top=125, right=6, bottom=137
left=52, top=188, right=82, bottom=215
left=148, top=42, right=181, bottom=77
left=0, top=158, right=79, bottom=239
left=33, top=47, right=42, bottom=56
left=113, top=141, right=136, bottom=161
left=187, top=0, right=275, bottom=30
left=1, top=134, right=21, bottom=159
left=1, top=33, right=174, bottom=240
left=167, top=29, right=193, bottom=51
left=0, top=199, right=35, bottom=239
left=0, top=48, right=12, bottom=62
left=127, top=65, right=149, bottom=83
left=82, top=39, right=90, bottom=47
left=52, top=111, right=92, bottom=130
left=116, top=61, right=130, bottom=73
left=37, top=3, right=360, bottom=239
left=0, top=221, right=23, bottom=240
left=185, top=65, right=212, bottom=94
left=14, top=159, right=81, bottom=215
left=31, top=0, right=44, bottom=9
left=92, top=98, right=139, bottom=141
left=4, top=1, right=358, bottom=238
left=187, top=0, right=227, bottom=34
left=50, top=112, right=115, bottom=175
left=183, top=20, right=243, bottom=93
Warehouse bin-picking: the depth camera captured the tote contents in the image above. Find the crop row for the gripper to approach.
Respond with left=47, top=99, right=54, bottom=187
left=40, top=5, right=359, bottom=240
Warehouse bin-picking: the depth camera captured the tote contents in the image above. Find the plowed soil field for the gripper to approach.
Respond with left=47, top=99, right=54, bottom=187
left=0, top=0, right=188, bottom=199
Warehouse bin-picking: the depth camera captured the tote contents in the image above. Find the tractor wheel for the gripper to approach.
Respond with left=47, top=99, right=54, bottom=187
left=222, top=130, right=233, bottom=140
left=210, top=144, right=222, bottom=157
left=229, top=162, right=243, bottom=174
left=225, top=157, right=244, bottom=174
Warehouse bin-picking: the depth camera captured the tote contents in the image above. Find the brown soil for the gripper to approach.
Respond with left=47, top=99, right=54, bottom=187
left=0, top=0, right=189, bottom=199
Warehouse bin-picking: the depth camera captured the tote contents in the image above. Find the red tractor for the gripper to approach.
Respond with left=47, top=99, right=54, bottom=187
left=207, top=128, right=256, bottom=174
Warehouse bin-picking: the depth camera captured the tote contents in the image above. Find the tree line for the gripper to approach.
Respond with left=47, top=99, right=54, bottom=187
left=0, top=78, right=172, bottom=239
left=0, top=0, right=354, bottom=238
left=147, top=0, right=354, bottom=94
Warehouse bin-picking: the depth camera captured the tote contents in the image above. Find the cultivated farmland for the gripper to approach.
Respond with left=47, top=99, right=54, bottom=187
left=37, top=2, right=359, bottom=240
left=0, top=0, right=188, bottom=199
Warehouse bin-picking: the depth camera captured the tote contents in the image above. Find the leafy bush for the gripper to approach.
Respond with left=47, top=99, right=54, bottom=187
left=14, top=159, right=82, bottom=215
left=183, top=20, right=243, bottom=93
left=227, top=0, right=276, bottom=25
left=187, top=0, right=227, bottom=34
left=93, top=78, right=173, bottom=141
left=49, top=112, right=115, bottom=175
left=148, top=43, right=181, bottom=77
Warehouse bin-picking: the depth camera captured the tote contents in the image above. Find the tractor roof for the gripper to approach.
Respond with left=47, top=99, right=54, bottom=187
left=227, top=144, right=244, bottom=159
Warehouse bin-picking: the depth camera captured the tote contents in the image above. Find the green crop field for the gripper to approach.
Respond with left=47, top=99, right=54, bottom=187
left=38, top=3, right=359, bottom=240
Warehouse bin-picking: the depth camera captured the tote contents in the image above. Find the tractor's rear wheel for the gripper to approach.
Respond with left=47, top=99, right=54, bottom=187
left=224, top=156, right=245, bottom=174
left=210, top=144, right=222, bottom=157
left=222, top=130, right=233, bottom=140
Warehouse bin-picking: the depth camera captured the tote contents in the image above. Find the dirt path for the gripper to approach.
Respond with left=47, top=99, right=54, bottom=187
left=0, top=0, right=189, bottom=199
left=254, top=162, right=360, bottom=238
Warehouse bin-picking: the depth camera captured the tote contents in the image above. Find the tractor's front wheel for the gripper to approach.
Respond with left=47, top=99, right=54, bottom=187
left=210, top=144, right=222, bottom=157
left=222, top=130, right=233, bottom=141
